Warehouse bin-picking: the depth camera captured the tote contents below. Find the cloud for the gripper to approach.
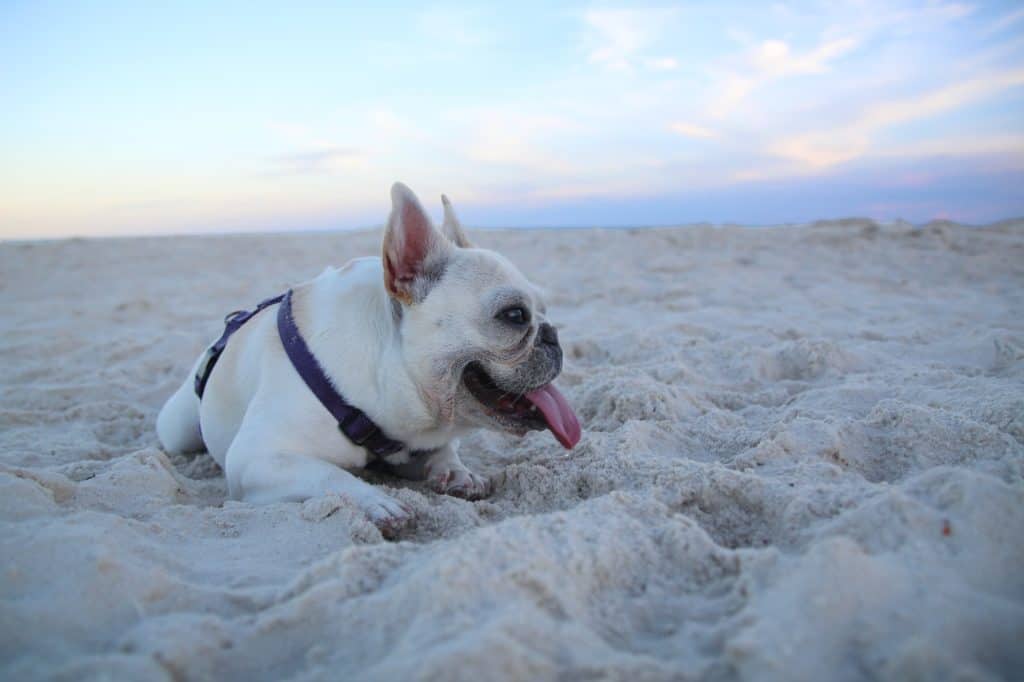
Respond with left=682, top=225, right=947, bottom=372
left=644, top=56, right=679, bottom=71
left=859, top=68, right=1024, bottom=130
left=752, top=37, right=859, bottom=76
left=669, top=122, right=718, bottom=139
left=370, top=109, right=422, bottom=141
left=268, top=122, right=340, bottom=150
left=267, top=124, right=366, bottom=174
left=875, top=134, right=1024, bottom=162
left=984, top=7, right=1024, bottom=37
left=270, top=147, right=362, bottom=175
left=708, top=36, right=859, bottom=118
left=415, top=7, right=494, bottom=48
left=583, top=8, right=678, bottom=73
left=708, top=76, right=757, bottom=119
left=462, top=110, right=577, bottom=173
left=768, top=67, right=1024, bottom=168
left=929, top=2, right=975, bottom=21
left=702, top=0, right=975, bottom=121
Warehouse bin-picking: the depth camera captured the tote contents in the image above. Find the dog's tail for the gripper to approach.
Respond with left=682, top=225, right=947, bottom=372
left=156, top=369, right=205, bottom=455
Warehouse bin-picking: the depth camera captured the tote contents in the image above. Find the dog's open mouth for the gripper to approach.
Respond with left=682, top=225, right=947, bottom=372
left=462, top=363, right=581, bottom=449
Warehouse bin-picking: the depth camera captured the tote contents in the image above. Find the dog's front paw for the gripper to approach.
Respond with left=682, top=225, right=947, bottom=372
left=352, top=490, right=413, bottom=539
left=429, top=467, right=491, bottom=500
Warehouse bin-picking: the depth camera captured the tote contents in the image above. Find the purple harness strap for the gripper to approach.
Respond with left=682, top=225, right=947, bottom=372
left=194, top=294, right=285, bottom=399
left=194, top=290, right=406, bottom=458
left=276, top=290, right=405, bottom=457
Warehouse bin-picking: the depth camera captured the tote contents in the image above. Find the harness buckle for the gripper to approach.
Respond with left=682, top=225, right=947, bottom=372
left=370, top=438, right=404, bottom=457
left=339, top=411, right=378, bottom=446
left=223, top=309, right=248, bottom=325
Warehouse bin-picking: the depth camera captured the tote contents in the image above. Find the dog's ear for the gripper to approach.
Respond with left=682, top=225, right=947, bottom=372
left=383, top=182, right=451, bottom=304
left=441, top=194, right=471, bottom=248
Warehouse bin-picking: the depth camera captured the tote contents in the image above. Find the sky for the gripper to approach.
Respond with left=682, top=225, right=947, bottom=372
left=2, top=0, right=1023, bottom=239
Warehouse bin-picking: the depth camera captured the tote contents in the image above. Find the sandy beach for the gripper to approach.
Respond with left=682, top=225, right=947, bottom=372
left=2, top=220, right=1022, bottom=681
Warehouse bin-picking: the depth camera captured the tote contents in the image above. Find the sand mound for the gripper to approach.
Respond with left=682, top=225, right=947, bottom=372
left=2, top=221, right=1022, bottom=680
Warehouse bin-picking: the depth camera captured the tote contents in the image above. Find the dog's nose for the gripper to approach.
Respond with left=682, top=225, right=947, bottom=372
left=538, top=322, right=559, bottom=347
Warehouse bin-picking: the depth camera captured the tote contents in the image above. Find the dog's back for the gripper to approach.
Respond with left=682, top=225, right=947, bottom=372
left=156, top=259, right=387, bottom=462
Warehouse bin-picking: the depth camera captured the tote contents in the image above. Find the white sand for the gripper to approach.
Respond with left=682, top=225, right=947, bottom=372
left=2, top=220, right=1023, bottom=680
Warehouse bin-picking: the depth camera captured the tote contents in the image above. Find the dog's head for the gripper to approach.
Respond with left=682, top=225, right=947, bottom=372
left=382, top=182, right=580, bottom=449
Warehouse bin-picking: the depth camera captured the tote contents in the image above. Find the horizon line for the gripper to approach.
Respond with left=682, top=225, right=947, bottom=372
left=4, top=215, right=1023, bottom=245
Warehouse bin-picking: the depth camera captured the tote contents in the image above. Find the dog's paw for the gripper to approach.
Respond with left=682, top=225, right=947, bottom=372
left=353, top=491, right=412, bottom=539
left=429, top=467, right=491, bottom=500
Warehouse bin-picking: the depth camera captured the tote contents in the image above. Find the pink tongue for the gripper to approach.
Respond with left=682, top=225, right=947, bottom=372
left=524, top=383, right=582, bottom=449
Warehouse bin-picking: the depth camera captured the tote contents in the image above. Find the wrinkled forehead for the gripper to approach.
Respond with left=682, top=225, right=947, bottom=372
left=445, top=248, right=544, bottom=305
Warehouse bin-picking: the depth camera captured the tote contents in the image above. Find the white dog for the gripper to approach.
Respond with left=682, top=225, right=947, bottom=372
left=157, top=183, right=580, bottom=534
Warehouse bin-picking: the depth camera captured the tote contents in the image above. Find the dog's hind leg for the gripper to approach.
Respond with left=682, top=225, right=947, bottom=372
left=156, top=376, right=205, bottom=455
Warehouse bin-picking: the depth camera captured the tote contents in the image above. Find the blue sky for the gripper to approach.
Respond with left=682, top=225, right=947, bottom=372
left=2, top=1, right=1023, bottom=238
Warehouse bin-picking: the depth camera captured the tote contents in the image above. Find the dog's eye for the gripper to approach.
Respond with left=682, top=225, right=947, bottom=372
left=497, top=306, right=530, bottom=325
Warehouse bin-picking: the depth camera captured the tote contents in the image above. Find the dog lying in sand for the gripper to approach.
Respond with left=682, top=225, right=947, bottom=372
left=157, top=183, right=581, bottom=533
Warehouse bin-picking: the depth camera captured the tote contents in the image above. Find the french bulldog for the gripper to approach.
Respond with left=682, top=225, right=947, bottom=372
left=156, top=183, right=581, bottom=534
